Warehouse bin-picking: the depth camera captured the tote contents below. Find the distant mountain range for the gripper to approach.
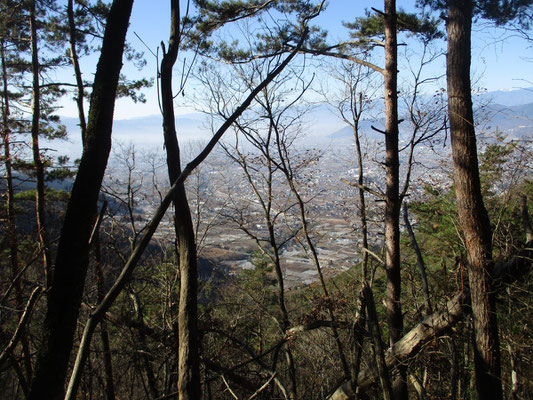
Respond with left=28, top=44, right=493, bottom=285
left=329, top=101, right=533, bottom=140
left=55, top=87, right=533, bottom=158
left=479, top=101, right=533, bottom=138
left=56, top=113, right=210, bottom=159
left=328, top=89, right=533, bottom=141
left=477, top=87, right=533, bottom=106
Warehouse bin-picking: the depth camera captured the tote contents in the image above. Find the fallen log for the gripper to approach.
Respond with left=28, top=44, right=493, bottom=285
left=327, top=240, right=533, bottom=400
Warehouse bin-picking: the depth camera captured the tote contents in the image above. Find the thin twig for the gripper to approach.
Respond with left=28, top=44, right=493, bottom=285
left=222, top=375, right=239, bottom=399
left=363, top=247, right=385, bottom=265
left=0, top=286, right=43, bottom=365
left=248, top=372, right=277, bottom=400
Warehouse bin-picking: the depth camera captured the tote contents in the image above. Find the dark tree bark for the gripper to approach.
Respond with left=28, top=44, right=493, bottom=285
left=130, top=291, right=160, bottom=399
left=160, top=1, right=201, bottom=398
left=446, top=1, right=502, bottom=398
left=28, top=1, right=134, bottom=398
left=383, top=0, right=406, bottom=398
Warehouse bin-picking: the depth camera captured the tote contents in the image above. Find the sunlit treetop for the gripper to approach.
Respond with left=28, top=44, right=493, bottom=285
left=183, top=0, right=327, bottom=60
left=417, top=0, right=533, bottom=27
left=344, top=8, right=444, bottom=48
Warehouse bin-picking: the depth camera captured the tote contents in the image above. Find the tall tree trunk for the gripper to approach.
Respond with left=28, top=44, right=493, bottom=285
left=355, top=132, right=369, bottom=280
left=446, top=1, right=502, bottom=399
left=2, top=37, right=33, bottom=388
left=30, top=0, right=51, bottom=287
left=28, top=1, right=134, bottom=398
left=383, top=0, right=406, bottom=398
left=160, top=1, right=201, bottom=398
left=350, top=92, right=369, bottom=280
left=265, top=204, right=297, bottom=397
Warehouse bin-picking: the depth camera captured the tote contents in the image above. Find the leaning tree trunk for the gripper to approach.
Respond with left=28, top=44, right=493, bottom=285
left=28, top=1, right=134, bottom=399
left=160, top=1, right=201, bottom=398
left=383, top=0, right=407, bottom=398
left=446, top=1, right=502, bottom=399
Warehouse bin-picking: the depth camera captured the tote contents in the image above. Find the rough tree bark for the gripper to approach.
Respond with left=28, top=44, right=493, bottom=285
left=446, top=1, right=502, bottom=398
left=28, top=1, right=134, bottom=398
left=383, top=0, right=406, bottom=398
left=160, top=0, right=201, bottom=398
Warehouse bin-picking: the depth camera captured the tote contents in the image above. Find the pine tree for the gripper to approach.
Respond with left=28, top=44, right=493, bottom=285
left=418, top=1, right=533, bottom=398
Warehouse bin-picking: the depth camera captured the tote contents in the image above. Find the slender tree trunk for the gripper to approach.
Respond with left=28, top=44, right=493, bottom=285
left=352, top=92, right=369, bottom=280
left=67, top=0, right=87, bottom=145
left=363, top=284, right=394, bottom=400
left=266, top=217, right=297, bottom=398
left=383, top=0, right=406, bottom=398
left=30, top=0, right=51, bottom=287
left=233, top=123, right=297, bottom=397
left=2, top=38, right=34, bottom=387
left=94, top=222, right=116, bottom=400
left=272, top=119, right=350, bottom=381
left=130, top=291, right=160, bottom=399
left=446, top=1, right=502, bottom=399
left=522, top=195, right=533, bottom=242
left=160, top=1, right=201, bottom=398
left=403, top=203, right=432, bottom=315
left=29, top=1, right=134, bottom=398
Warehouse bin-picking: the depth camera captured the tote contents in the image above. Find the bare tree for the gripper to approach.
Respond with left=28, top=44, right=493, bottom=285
left=63, top=32, right=309, bottom=400
left=319, top=58, right=380, bottom=281
left=200, top=58, right=306, bottom=397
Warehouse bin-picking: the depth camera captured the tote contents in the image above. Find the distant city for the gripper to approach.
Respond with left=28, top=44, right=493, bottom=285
left=80, top=87, right=532, bottom=286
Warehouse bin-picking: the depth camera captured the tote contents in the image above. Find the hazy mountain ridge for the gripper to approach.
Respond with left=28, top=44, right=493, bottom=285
left=56, top=87, right=533, bottom=157
left=328, top=91, right=533, bottom=140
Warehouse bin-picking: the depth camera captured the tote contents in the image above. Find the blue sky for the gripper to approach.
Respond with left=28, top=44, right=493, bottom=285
left=57, top=0, right=533, bottom=120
